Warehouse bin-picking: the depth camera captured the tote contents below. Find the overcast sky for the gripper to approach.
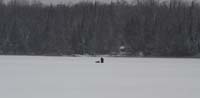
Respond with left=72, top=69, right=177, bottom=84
left=3, top=0, right=197, bottom=5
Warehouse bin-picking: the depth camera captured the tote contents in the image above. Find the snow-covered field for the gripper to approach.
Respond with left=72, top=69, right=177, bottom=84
left=0, top=56, right=200, bottom=98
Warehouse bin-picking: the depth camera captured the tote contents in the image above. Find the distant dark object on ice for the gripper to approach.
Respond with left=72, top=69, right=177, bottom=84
left=96, top=57, right=104, bottom=63
left=100, top=57, right=104, bottom=63
left=95, top=61, right=100, bottom=63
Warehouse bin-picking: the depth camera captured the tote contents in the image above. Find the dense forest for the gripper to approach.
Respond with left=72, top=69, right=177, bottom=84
left=0, top=0, right=200, bottom=57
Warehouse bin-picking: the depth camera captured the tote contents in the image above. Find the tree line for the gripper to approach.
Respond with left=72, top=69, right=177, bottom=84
left=0, top=0, right=200, bottom=57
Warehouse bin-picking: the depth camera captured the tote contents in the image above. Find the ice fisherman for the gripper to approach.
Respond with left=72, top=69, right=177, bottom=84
left=100, top=57, right=104, bottom=63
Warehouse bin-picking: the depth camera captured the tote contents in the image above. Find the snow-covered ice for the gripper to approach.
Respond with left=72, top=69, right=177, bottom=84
left=0, top=56, right=200, bottom=98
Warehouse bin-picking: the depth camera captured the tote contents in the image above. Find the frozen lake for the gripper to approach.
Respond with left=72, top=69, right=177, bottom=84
left=0, top=56, right=200, bottom=98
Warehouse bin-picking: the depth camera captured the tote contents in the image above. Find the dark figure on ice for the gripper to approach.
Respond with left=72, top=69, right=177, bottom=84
left=95, top=57, right=104, bottom=63
left=100, top=57, right=104, bottom=63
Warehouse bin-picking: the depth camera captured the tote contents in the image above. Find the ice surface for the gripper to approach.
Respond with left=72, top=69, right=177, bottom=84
left=0, top=56, right=200, bottom=98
